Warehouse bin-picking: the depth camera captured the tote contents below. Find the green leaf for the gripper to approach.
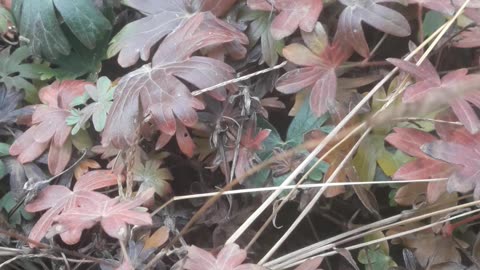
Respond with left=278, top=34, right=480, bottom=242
left=358, top=248, right=397, bottom=270
left=257, top=117, right=283, bottom=159
left=287, top=97, right=329, bottom=145
left=0, top=6, right=14, bottom=33
left=423, top=11, right=446, bottom=38
left=353, top=136, right=379, bottom=182
left=71, top=128, right=92, bottom=150
left=52, top=0, right=111, bottom=49
left=46, top=29, right=111, bottom=79
left=15, top=0, right=111, bottom=61
left=245, top=168, right=271, bottom=188
left=306, top=157, right=329, bottom=181
left=0, top=160, right=5, bottom=179
left=240, top=10, right=282, bottom=67
left=0, top=143, right=9, bottom=157
left=133, top=160, right=173, bottom=198
left=68, top=76, right=115, bottom=134
left=0, top=192, right=26, bottom=225
left=0, top=46, right=51, bottom=102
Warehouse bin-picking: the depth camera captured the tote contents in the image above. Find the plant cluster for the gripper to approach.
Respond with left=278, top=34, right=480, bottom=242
left=1, top=0, right=480, bottom=269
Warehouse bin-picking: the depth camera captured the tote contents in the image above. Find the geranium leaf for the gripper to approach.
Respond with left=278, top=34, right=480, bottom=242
left=108, top=0, right=241, bottom=67
left=0, top=85, right=32, bottom=128
left=276, top=23, right=352, bottom=116
left=184, top=244, right=268, bottom=270
left=287, top=96, right=330, bottom=145
left=103, top=12, right=246, bottom=156
left=24, top=169, right=119, bottom=246
left=55, top=188, right=154, bottom=242
left=14, top=0, right=111, bottom=60
left=240, top=9, right=283, bottom=66
left=337, top=0, right=411, bottom=58
left=407, top=0, right=455, bottom=15
left=389, top=58, right=480, bottom=133
left=133, top=159, right=173, bottom=197
left=68, top=76, right=115, bottom=134
left=247, top=0, right=324, bottom=40
left=0, top=47, right=51, bottom=102
left=10, top=81, right=90, bottom=174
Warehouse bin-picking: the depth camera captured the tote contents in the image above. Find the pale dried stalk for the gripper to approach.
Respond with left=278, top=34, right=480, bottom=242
left=258, top=128, right=371, bottom=263
left=171, top=178, right=447, bottom=201
left=191, top=61, right=287, bottom=96
left=266, top=196, right=479, bottom=269
left=279, top=207, right=480, bottom=269
left=226, top=17, right=451, bottom=245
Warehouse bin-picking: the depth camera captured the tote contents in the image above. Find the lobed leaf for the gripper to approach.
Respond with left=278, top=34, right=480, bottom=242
left=15, top=0, right=111, bottom=60
left=337, top=0, right=411, bottom=58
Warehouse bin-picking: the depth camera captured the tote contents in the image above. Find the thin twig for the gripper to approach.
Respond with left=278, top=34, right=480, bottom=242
left=0, top=228, right=115, bottom=267
left=0, top=254, right=95, bottom=269
left=191, top=61, right=287, bottom=96
left=392, top=117, right=463, bottom=125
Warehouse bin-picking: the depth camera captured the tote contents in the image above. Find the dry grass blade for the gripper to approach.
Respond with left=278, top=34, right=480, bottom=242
left=279, top=207, right=480, bottom=269
left=265, top=195, right=477, bottom=268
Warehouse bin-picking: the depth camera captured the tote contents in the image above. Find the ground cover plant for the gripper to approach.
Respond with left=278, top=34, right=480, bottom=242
left=2, top=0, right=480, bottom=269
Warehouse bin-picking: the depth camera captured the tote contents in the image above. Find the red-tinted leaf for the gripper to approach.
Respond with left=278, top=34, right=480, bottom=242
left=152, top=12, right=248, bottom=66
left=283, top=44, right=324, bottom=66
left=195, top=0, right=238, bottom=17
left=386, top=128, right=455, bottom=202
left=55, top=189, right=154, bottom=242
left=234, top=126, right=271, bottom=179
left=247, top=0, right=323, bottom=40
left=294, top=257, right=323, bottom=270
left=309, top=68, right=337, bottom=115
left=247, top=0, right=273, bottom=11
left=407, top=0, right=455, bottom=15
left=453, top=27, right=480, bottom=48
left=270, top=0, right=324, bottom=40
left=422, top=138, right=480, bottom=198
left=24, top=170, right=119, bottom=247
left=337, top=0, right=411, bottom=57
left=389, top=58, right=480, bottom=133
left=10, top=81, right=90, bottom=174
left=385, top=127, right=437, bottom=159
left=184, top=244, right=267, bottom=270
left=109, top=0, right=242, bottom=67
left=393, top=158, right=453, bottom=180
left=276, top=23, right=352, bottom=116
left=103, top=13, right=245, bottom=156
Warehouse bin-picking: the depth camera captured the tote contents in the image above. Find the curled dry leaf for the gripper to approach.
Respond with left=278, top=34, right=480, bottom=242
left=394, top=229, right=465, bottom=268
left=143, top=226, right=170, bottom=251
left=9, top=80, right=91, bottom=175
